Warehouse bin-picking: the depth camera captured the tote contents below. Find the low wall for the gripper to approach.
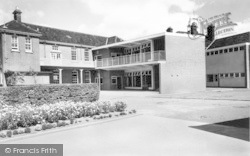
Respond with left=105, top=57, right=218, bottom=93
left=16, top=75, right=50, bottom=85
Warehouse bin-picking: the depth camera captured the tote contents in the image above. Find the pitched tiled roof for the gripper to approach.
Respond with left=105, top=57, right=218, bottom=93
left=0, top=20, right=41, bottom=35
left=1, top=20, right=123, bottom=47
left=23, top=22, right=108, bottom=46
left=208, top=32, right=250, bottom=49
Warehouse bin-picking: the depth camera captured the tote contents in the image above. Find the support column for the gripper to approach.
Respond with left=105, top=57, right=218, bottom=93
left=246, top=43, right=250, bottom=89
left=79, top=69, right=83, bottom=84
left=151, top=40, right=154, bottom=61
left=58, top=68, right=63, bottom=84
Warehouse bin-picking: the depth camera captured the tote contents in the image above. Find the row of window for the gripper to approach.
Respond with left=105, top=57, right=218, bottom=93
left=206, top=46, right=245, bottom=56
left=50, top=46, right=89, bottom=61
left=11, top=36, right=32, bottom=52
left=11, top=36, right=90, bottom=61
left=207, top=72, right=245, bottom=82
left=124, top=70, right=152, bottom=87
left=52, top=70, right=91, bottom=84
left=124, top=42, right=151, bottom=55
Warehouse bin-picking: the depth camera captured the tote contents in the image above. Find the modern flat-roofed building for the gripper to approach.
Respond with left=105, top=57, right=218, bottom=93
left=92, top=32, right=206, bottom=94
left=206, top=32, right=250, bottom=88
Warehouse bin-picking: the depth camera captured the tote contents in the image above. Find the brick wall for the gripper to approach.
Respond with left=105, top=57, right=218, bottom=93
left=4, top=34, right=40, bottom=72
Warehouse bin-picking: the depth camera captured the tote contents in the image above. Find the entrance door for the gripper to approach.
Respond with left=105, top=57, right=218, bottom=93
left=117, top=77, right=122, bottom=89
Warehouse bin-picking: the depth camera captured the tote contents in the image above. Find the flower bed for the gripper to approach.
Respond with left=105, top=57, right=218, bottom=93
left=0, top=101, right=136, bottom=138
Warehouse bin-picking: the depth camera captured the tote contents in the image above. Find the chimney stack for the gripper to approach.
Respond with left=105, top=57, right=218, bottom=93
left=166, top=27, right=173, bottom=33
left=13, top=7, right=22, bottom=22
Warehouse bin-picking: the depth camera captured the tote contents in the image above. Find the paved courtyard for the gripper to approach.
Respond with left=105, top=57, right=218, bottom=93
left=100, top=88, right=250, bottom=123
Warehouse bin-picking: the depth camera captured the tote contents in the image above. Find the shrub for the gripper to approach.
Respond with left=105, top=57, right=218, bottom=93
left=24, top=127, right=31, bottom=133
left=114, top=101, right=127, bottom=112
left=13, top=130, right=18, bottom=135
left=17, top=129, right=25, bottom=134
left=6, top=130, right=12, bottom=137
left=120, top=112, right=127, bottom=116
left=4, top=70, right=24, bottom=86
left=0, top=84, right=99, bottom=106
left=0, top=132, right=6, bottom=138
left=109, top=114, right=112, bottom=118
left=132, top=109, right=136, bottom=113
left=46, top=124, right=54, bottom=129
left=57, top=122, right=66, bottom=127
left=35, top=125, right=42, bottom=131
left=42, top=124, right=47, bottom=130
left=51, top=123, right=57, bottom=128
left=70, top=118, right=74, bottom=124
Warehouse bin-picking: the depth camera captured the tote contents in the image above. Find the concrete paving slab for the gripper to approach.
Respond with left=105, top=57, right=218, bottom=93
left=3, top=115, right=250, bottom=156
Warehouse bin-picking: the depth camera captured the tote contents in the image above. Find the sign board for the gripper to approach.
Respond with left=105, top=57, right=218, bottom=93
left=189, top=13, right=237, bottom=39
left=200, top=12, right=237, bottom=39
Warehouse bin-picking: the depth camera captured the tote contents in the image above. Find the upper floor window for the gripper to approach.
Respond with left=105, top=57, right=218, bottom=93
left=71, top=47, right=77, bottom=60
left=141, top=43, right=151, bottom=53
left=11, top=35, right=19, bottom=51
left=85, top=51, right=89, bottom=61
left=25, top=37, right=32, bottom=52
left=52, top=45, right=59, bottom=51
left=51, top=52, right=61, bottom=60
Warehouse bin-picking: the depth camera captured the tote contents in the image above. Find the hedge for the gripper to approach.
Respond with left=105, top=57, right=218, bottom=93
left=0, top=84, right=99, bottom=106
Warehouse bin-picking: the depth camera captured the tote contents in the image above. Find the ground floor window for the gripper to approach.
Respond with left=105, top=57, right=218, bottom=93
left=207, top=74, right=213, bottom=82
left=125, top=70, right=152, bottom=88
left=95, top=77, right=103, bottom=84
left=142, top=70, right=152, bottom=87
left=111, top=76, right=117, bottom=84
left=72, top=71, right=78, bottom=83
left=53, top=70, right=59, bottom=84
left=133, top=72, right=141, bottom=87
left=85, top=71, right=91, bottom=83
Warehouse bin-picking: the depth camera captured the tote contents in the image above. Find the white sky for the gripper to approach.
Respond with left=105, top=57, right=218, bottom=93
left=0, top=0, right=250, bottom=39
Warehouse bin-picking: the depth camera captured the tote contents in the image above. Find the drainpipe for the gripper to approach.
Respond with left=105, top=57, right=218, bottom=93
left=2, top=32, right=7, bottom=87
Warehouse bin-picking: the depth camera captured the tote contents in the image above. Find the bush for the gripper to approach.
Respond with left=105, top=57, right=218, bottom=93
left=13, top=130, right=18, bottom=135
left=6, top=130, right=12, bottom=137
left=42, top=124, right=47, bottom=130
left=57, top=122, right=66, bottom=127
left=35, top=125, right=42, bottom=131
left=24, top=127, right=31, bottom=133
left=0, top=133, right=6, bottom=138
left=132, top=109, right=136, bottom=113
left=46, top=123, right=54, bottom=129
left=114, top=101, right=127, bottom=112
left=4, top=70, right=24, bottom=86
left=70, top=119, right=74, bottom=124
left=17, top=129, right=25, bottom=134
left=51, top=123, right=57, bottom=128
left=0, top=84, right=99, bottom=106
left=120, top=112, right=127, bottom=116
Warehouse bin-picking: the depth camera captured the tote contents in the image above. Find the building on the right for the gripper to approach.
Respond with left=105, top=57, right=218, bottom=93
left=206, top=32, right=250, bottom=88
